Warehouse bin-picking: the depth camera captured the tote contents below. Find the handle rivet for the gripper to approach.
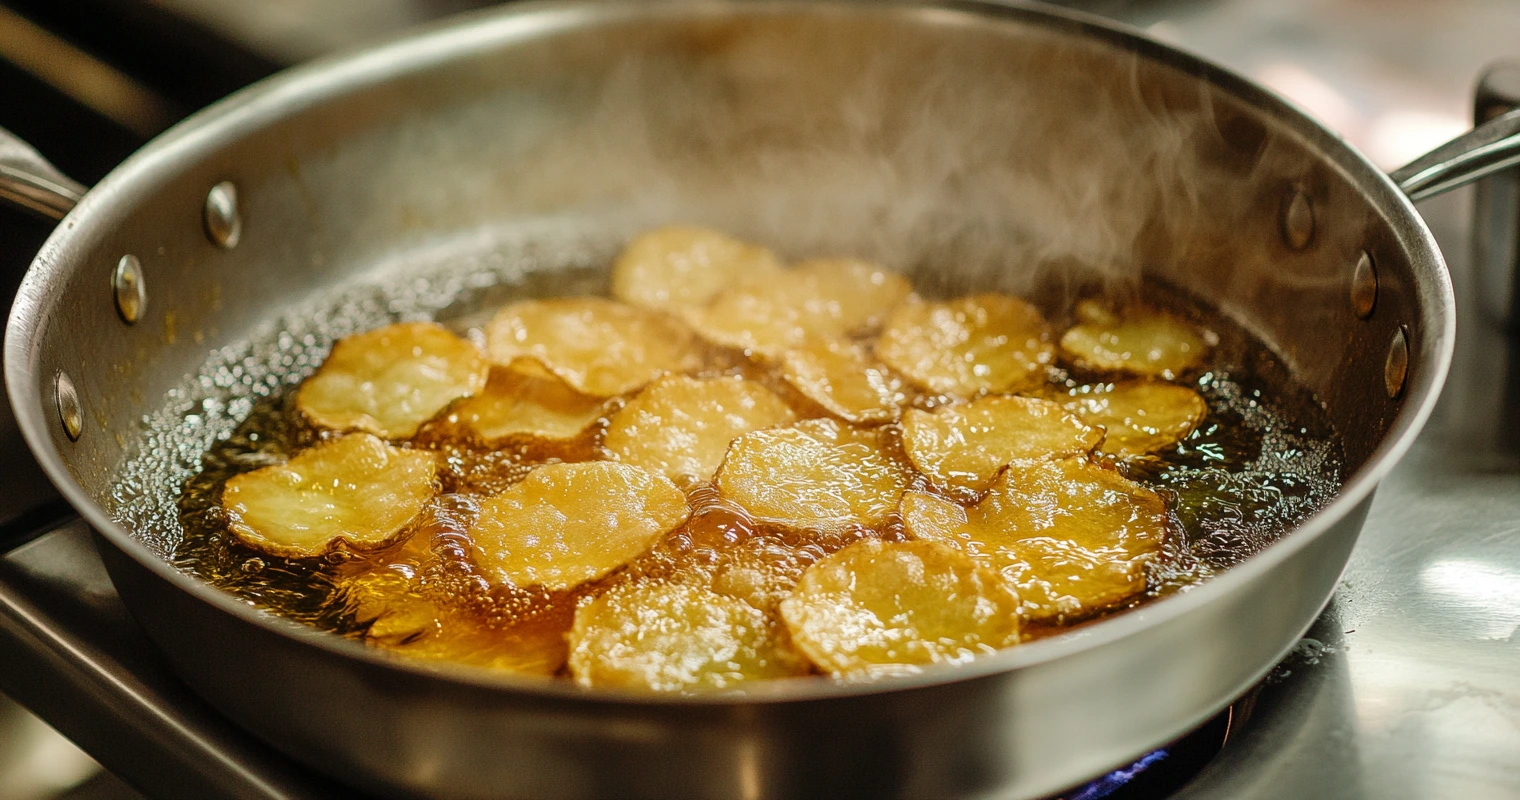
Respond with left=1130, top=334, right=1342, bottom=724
left=1350, top=250, right=1378, bottom=319
left=55, top=371, right=82, bottom=441
left=204, top=181, right=242, bottom=249
left=1282, top=188, right=1315, bottom=251
left=1385, top=326, right=1409, bottom=399
left=113, top=255, right=146, bottom=324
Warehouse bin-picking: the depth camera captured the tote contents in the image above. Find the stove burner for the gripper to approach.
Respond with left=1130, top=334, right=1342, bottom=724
left=1051, top=689, right=1255, bottom=800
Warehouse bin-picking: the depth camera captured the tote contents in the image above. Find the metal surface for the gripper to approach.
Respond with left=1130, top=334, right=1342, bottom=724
left=202, top=180, right=241, bottom=249
left=0, top=126, right=84, bottom=221
left=0, top=0, right=1499, bottom=797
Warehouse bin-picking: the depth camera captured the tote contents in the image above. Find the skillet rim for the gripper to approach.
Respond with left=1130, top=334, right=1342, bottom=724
left=3, top=0, right=1456, bottom=706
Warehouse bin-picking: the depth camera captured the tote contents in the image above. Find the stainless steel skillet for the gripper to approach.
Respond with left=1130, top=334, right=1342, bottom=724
left=2, top=1, right=1514, bottom=798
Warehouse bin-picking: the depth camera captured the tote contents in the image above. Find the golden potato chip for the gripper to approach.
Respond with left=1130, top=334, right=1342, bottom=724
left=469, top=462, right=689, bottom=591
left=568, top=581, right=808, bottom=691
left=780, top=338, right=905, bottom=424
left=876, top=294, right=1054, bottom=396
left=604, top=375, right=795, bottom=482
left=901, top=396, right=1102, bottom=492
left=715, top=420, right=910, bottom=529
left=779, top=539, right=1021, bottom=676
left=900, top=457, right=1169, bottom=622
left=1059, top=306, right=1208, bottom=379
left=611, top=226, right=785, bottom=311
left=222, top=433, right=437, bottom=557
left=343, top=569, right=566, bottom=676
left=485, top=298, right=702, bottom=397
left=685, top=258, right=912, bottom=359
left=447, top=360, right=608, bottom=444
left=296, top=322, right=487, bottom=439
left=1052, top=381, right=1208, bottom=457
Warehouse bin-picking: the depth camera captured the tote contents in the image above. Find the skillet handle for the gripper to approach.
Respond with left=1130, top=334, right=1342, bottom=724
left=0, top=126, right=86, bottom=221
left=1390, top=106, right=1520, bottom=201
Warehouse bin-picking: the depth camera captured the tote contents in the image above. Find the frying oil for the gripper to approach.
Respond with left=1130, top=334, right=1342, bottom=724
left=111, top=225, right=1343, bottom=676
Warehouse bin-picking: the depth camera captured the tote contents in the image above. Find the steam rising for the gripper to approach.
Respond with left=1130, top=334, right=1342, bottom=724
left=481, top=14, right=1280, bottom=308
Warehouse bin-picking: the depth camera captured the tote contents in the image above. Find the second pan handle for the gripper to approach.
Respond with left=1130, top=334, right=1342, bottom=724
left=0, top=126, right=86, bottom=222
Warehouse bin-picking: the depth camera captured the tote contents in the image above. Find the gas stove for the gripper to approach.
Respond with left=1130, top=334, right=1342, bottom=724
left=0, top=1, right=1516, bottom=799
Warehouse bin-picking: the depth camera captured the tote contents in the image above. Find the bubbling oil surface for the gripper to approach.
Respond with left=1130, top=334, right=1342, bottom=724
left=111, top=224, right=1343, bottom=677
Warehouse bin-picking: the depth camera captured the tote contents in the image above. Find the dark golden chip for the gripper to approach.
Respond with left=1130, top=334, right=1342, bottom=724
left=470, top=462, right=689, bottom=591
left=296, top=322, right=487, bottom=439
left=715, top=420, right=910, bottom=529
left=901, top=456, right=1169, bottom=622
left=876, top=294, right=1054, bottom=396
left=780, top=338, right=905, bottom=424
left=568, top=581, right=808, bottom=691
left=611, top=226, right=785, bottom=312
left=605, top=374, right=795, bottom=482
left=901, top=396, right=1101, bottom=491
left=779, top=539, right=1021, bottom=676
left=485, top=297, right=703, bottom=397
left=1059, top=302, right=1208, bottom=379
left=222, top=433, right=438, bottom=558
left=685, top=259, right=912, bottom=359
left=1051, top=380, right=1208, bottom=457
left=446, top=360, right=608, bottom=444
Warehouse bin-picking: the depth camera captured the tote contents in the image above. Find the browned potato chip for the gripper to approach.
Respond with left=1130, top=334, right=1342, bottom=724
left=604, top=375, right=795, bottom=483
left=779, top=539, right=1021, bottom=676
left=222, top=433, right=438, bottom=557
left=715, top=419, right=910, bottom=529
left=296, top=322, right=487, bottom=439
left=901, top=457, right=1169, bottom=622
left=485, top=298, right=703, bottom=397
left=876, top=294, right=1054, bottom=396
left=568, top=581, right=808, bottom=691
left=1052, top=381, right=1208, bottom=457
left=780, top=338, right=905, bottom=424
left=685, top=258, right=912, bottom=359
left=469, top=462, right=689, bottom=591
left=447, top=360, right=608, bottom=444
left=1059, top=304, right=1208, bottom=379
left=343, top=569, right=566, bottom=676
left=901, top=396, right=1101, bottom=492
left=611, top=226, right=785, bottom=311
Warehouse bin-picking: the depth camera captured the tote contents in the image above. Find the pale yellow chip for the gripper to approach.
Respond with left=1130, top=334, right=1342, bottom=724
left=901, top=457, right=1170, bottom=622
left=876, top=294, right=1054, bottom=396
left=715, top=419, right=910, bottom=529
left=685, top=258, right=912, bottom=359
left=610, top=226, right=785, bottom=312
left=780, top=338, right=905, bottom=424
left=901, top=396, right=1102, bottom=492
left=1059, top=305, right=1208, bottom=379
left=1052, top=381, right=1208, bottom=457
left=296, top=322, right=488, bottom=439
left=447, top=361, right=608, bottom=444
left=469, top=462, right=689, bottom=591
left=568, top=581, right=808, bottom=691
left=779, top=539, right=1021, bottom=676
left=604, top=375, right=796, bottom=483
left=222, top=433, right=438, bottom=558
left=484, top=298, right=703, bottom=397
